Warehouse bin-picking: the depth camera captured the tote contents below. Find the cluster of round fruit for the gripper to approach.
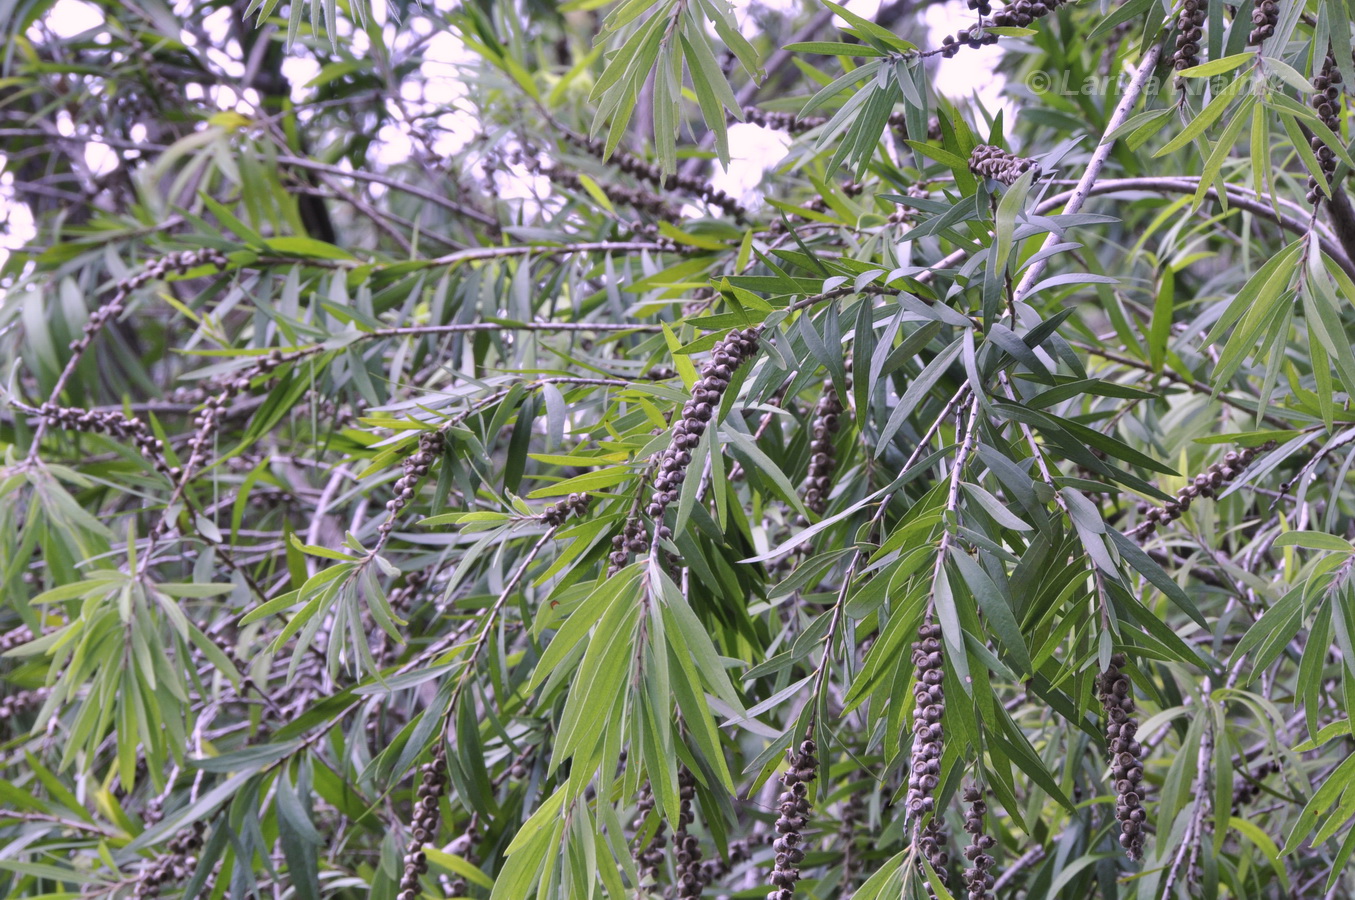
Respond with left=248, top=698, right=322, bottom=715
left=939, top=0, right=1068, bottom=57
left=378, top=431, right=447, bottom=544
left=1172, top=0, right=1205, bottom=76
left=133, top=821, right=206, bottom=899
left=565, top=133, right=747, bottom=219
left=1097, top=653, right=1146, bottom=860
left=1248, top=0, right=1277, bottom=44
left=740, top=107, right=828, bottom=134
left=36, top=402, right=174, bottom=480
left=907, top=622, right=946, bottom=819
left=69, top=249, right=229, bottom=362
left=646, top=327, right=763, bottom=524
left=1307, top=51, right=1343, bottom=206
left=1134, top=444, right=1271, bottom=535
left=397, top=744, right=448, bottom=900
left=968, top=144, right=1042, bottom=185
left=673, top=769, right=707, bottom=900
left=768, top=738, right=819, bottom=900
left=961, top=786, right=997, bottom=900
left=540, top=493, right=591, bottom=527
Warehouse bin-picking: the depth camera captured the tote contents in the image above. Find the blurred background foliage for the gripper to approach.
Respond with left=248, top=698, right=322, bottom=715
left=2, top=0, right=1355, bottom=898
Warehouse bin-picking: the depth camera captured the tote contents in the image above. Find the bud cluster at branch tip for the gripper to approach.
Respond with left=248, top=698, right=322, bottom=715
left=968, top=144, right=1042, bottom=185
left=961, top=786, right=997, bottom=900
left=769, top=736, right=818, bottom=900
left=1098, top=653, right=1145, bottom=860
left=398, top=742, right=447, bottom=900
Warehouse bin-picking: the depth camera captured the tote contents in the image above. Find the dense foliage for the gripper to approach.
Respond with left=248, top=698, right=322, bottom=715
left=4, top=0, right=1355, bottom=898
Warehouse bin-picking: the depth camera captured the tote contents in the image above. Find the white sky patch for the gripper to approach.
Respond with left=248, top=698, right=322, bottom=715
left=709, top=123, right=792, bottom=209
left=282, top=56, right=322, bottom=97
left=38, top=0, right=103, bottom=38
left=84, top=140, right=119, bottom=176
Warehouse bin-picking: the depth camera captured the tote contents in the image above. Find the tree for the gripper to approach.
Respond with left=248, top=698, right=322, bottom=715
left=2, top=0, right=1354, bottom=897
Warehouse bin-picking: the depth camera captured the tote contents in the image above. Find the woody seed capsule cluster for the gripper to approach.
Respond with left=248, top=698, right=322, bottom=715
left=740, top=107, right=828, bottom=134
left=0, top=625, right=32, bottom=653
left=380, top=431, right=447, bottom=543
left=767, top=182, right=865, bottom=236
left=565, top=133, right=748, bottom=220
left=1231, top=759, right=1281, bottom=811
left=768, top=738, right=818, bottom=900
left=646, top=327, right=762, bottom=524
left=674, top=768, right=707, bottom=900
left=968, top=144, right=1042, bottom=185
left=608, top=516, right=653, bottom=576
left=961, top=786, right=997, bottom=900
left=801, top=368, right=850, bottom=520
left=0, top=687, right=50, bottom=721
left=633, top=782, right=668, bottom=885
left=1133, top=443, right=1273, bottom=536
left=398, top=743, right=448, bottom=900
left=36, top=402, right=173, bottom=478
left=442, top=815, right=482, bottom=897
left=1248, top=0, right=1277, bottom=45
left=940, top=0, right=1068, bottom=56
left=69, top=249, right=229, bottom=366
left=1307, top=50, right=1343, bottom=207
left=907, top=622, right=946, bottom=820
left=541, top=492, right=591, bottom=527
left=133, top=821, right=206, bottom=899
left=917, top=819, right=949, bottom=885
left=1172, top=0, right=1205, bottom=77
left=513, top=151, right=681, bottom=222
left=1097, top=653, right=1146, bottom=861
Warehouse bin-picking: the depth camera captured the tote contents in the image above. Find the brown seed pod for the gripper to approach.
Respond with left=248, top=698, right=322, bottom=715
left=961, top=785, right=997, bottom=900
left=1097, top=653, right=1145, bottom=861
left=397, top=743, right=448, bottom=900
left=968, top=144, right=1042, bottom=185
left=1306, top=48, right=1343, bottom=207
left=641, top=326, right=762, bottom=538
left=907, top=621, right=946, bottom=822
left=1171, top=0, right=1206, bottom=77
left=540, top=492, right=592, bottom=527
left=767, top=737, right=819, bottom=900
left=1131, top=442, right=1274, bottom=537
left=564, top=132, right=748, bottom=220
left=1248, top=0, right=1277, bottom=45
